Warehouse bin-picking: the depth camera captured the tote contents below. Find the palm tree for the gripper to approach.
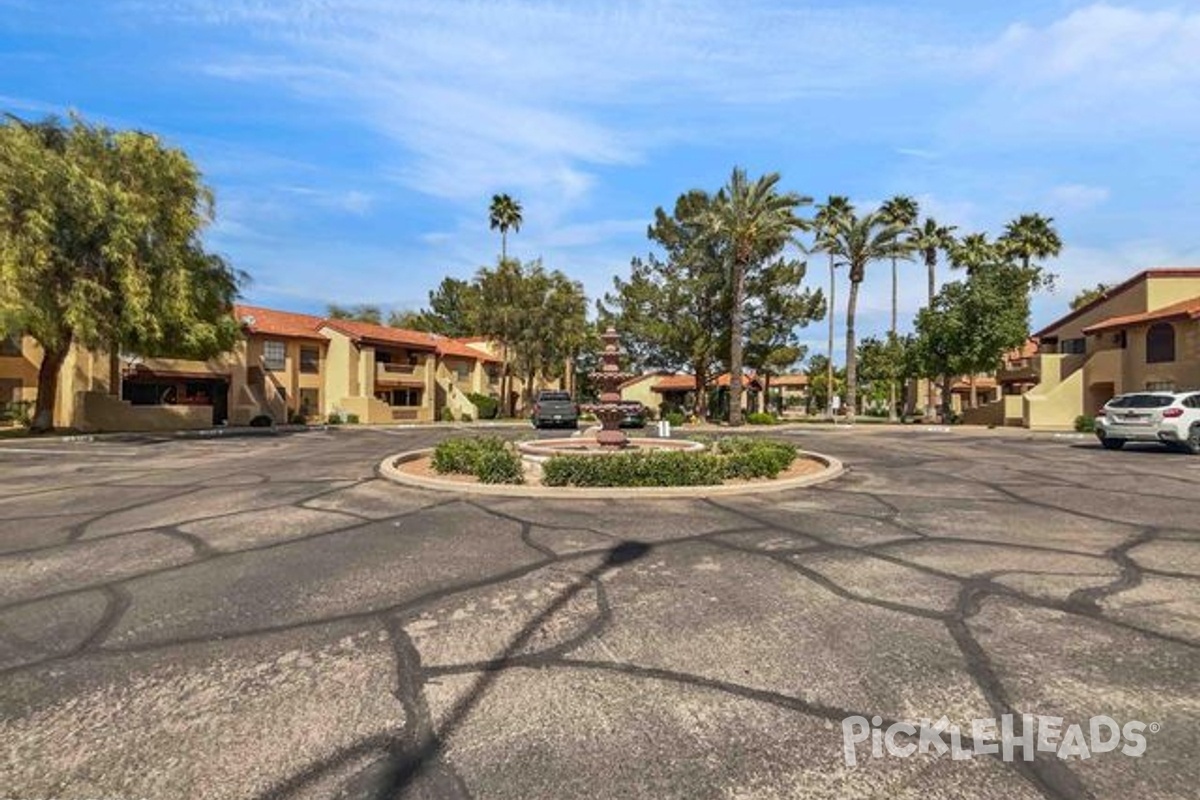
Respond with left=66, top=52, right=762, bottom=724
left=706, top=168, right=809, bottom=426
left=909, top=217, right=956, bottom=420
left=999, top=213, right=1062, bottom=285
left=879, top=195, right=919, bottom=421
left=488, top=193, right=523, bottom=261
left=911, top=217, right=957, bottom=305
left=825, top=210, right=904, bottom=420
left=950, top=232, right=996, bottom=276
left=813, top=196, right=855, bottom=419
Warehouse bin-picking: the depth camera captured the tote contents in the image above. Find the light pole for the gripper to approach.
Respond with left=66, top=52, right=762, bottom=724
left=827, top=255, right=836, bottom=420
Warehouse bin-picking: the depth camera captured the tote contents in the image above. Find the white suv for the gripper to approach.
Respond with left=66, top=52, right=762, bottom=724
left=1095, top=391, right=1200, bottom=453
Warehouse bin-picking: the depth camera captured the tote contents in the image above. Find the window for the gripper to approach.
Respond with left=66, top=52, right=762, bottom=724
left=0, top=335, right=20, bottom=357
left=454, top=362, right=471, bottom=382
left=1183, top=394, right=1200, bottom=409
left=1146, top=323, right=1176, bottom=364
left=263, top=340, right=286, bottom=370
left=1145, top=381, right=1175, bottom=393
left=377, top=388, right=422, bottom=407
left=1061, top=338, right=1086, bottom=355
left=300, top=346, right=320, bottom=374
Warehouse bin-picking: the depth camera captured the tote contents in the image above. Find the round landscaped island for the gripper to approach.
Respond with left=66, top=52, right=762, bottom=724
left=378, top=434, right=843, bottom=498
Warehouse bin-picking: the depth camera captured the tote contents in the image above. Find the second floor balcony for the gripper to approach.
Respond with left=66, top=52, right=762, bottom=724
left=376, top=360, right=427, bottom=385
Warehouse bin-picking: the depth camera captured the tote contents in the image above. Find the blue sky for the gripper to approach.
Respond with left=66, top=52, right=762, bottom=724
left=3, top=1, right=1199, bottom=363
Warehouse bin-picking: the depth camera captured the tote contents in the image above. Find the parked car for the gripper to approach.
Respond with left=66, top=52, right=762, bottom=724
left=617, top=401, right=647, bottom=428
left=531, top=391, right=579, bottom=429
left=1095, top=391, right=1200, bottom=453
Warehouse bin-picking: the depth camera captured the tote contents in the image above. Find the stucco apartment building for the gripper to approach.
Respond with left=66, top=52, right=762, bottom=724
left=967, top=268, right=1200, bottom=429
left=0, top=304, right=509, bottom=431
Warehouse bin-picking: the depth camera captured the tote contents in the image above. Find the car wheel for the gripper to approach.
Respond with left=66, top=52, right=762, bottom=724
left=1185, top=425, right=1200, bottom=455
left=1100, top=437, right=1125, bottom=450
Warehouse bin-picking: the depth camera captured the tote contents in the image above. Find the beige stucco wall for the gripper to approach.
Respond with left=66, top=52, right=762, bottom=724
left=620, top=376, right=663, bottom=412
left=1123, top=320, right=1200, bottom=392
left=74, top=391, right=213, bottom=432
left=0, top=336, right=42, bottom=404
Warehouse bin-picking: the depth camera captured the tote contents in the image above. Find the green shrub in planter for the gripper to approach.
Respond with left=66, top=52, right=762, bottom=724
left=431, top=436, right=522, bottom=483
left=475, top=447, right=525, bottom=484
left=440, top=407, right=455, bottom=422
left=466, top=393, right=499, bottom=420
left=716, top=437, right=797, bottom=479
left=345, top=413, right=360, bottom=424
left=745, top=412, right=777, bottom=425
left=542, top=450, right=727, bottom=487
left=1074, top=414, right=1096, bottom=433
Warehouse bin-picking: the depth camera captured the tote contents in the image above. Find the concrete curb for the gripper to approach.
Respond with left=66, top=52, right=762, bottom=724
left=0, top=424, right=326, bottom=447
left=376, top=448, right=846, bottom=499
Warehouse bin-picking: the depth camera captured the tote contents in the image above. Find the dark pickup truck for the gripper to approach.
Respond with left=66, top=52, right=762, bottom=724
left=531, top=391, right=579, bottom=429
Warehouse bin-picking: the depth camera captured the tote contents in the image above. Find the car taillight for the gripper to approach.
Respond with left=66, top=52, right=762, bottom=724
left=1163, top=408, right=1184, bottom=418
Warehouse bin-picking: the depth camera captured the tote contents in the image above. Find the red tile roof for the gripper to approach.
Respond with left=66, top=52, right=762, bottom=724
left=1033, top=268, right=1200, bottom=339
left=951, top=376, right=998, bottom=392
left=1082, top=296, right=1200, bottom=335
left=712, top=371, right=761, bottom=389
left=651, top=374, right=699, bottom=392
left=234, top=305, right=326, bottom=340
left=320, top=318, right=501, bottom=362
left=770, top=374, right=809, bottom=388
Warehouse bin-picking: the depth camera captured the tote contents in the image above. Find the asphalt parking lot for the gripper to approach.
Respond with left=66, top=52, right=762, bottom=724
left=1, top=426, right=1197, bottom=799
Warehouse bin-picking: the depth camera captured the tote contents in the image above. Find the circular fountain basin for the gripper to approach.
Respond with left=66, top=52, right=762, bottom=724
left=517, top=437, right=707, bottom=463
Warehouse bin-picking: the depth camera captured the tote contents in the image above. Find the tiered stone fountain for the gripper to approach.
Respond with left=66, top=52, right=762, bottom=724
left=517, top=326, right=705, bottom=462
left=584, top=326, right=635, bottom=449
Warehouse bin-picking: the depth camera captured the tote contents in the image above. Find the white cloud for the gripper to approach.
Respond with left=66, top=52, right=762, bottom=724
left=952, top=4, right=1200, bottom=143
left=153, top=0, right=933, bottom=219
left=1045, top=183, right=1110, bottom=213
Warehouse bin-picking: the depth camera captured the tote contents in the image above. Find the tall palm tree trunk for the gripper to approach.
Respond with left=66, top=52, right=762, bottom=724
left=827, top=255, right=835, bottom=419
left=889, top=256, right=898, bottom=422
left=728, top=260, right=746, bottom=427
left=845, top=278, right=860, bottom=422
left=925, top=254, right=936, bottom=421
left=501, top=230, right=507, bottom=262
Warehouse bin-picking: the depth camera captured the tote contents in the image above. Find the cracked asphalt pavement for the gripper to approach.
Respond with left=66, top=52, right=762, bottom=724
left=1, top=426, right=1197, bottom=799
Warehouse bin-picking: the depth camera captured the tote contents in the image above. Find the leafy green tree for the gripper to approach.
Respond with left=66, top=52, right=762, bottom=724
left=823, top=210, right=904, bottom=418
left=908, top=216, right=956, bottom=419
left=743, top=256, right=821, bottom=411
left=488, top=193, right=523, bottom=261
left=912, top=262, right=1032, bottom=420
left=326, top=303, right=383, bottom=324
left=508, top=263, right=587, bottom=409
left=601, top=190, right=727, bottom=418
left=856, top=334, right=913, bottom=415
left=474, top=258, right=586, bottom=413
left=0, top=115, right=242, bottom=431
left=1070, top=282, right=1110, bottom=310
left=805, top=353, right=844, bottom=415
left=389, top=277, right=481, bottom=335
left=474, top=258, right=525, bottom=415
left=705, top=168, right=810, bottom=426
